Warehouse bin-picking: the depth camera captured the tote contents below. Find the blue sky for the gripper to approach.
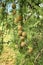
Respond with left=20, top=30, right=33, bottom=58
left=7, top=3, right=19, bottom=13
left=7, top=3, right=12, bottom=13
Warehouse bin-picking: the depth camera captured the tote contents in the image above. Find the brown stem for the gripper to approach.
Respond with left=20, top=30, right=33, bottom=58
left=34, top=48, right=43, bottom=64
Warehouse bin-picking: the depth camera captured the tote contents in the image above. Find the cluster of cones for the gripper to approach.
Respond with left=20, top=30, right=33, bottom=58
left=12, top=3, right=33, bottom=53
left=1, top=2, right=33, bottom=54
left=18, top=24, right=33, bottom=53
left=18, top=24, right=27, bottom=47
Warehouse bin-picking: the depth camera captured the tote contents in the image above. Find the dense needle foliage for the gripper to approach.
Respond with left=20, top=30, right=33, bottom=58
left=0, top=0, right=43, bottom=65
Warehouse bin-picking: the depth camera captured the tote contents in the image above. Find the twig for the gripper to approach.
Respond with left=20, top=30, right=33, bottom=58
left=34, top=48, right=43, bottom=64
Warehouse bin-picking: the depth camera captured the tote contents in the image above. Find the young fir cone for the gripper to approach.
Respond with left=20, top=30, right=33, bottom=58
left=27, top=47, right=33, bottom=53
left=18, top=25, right=22, bottom=31
left=20, top=36, right=25, bottom=41
left=14, top=18, right=19, bottom=23
left=20, top=41, right=26, bottom=47
left=12, top=3, right=16, bottom=9
left=18, top=30, right=22, bottom=36
left=18, top=15, right=23, bottom=21
left=22, top=32, right=27, bottom=37
left=2, top=2, right=6, bottom=7
left=14, top=15, right=22, bottom=23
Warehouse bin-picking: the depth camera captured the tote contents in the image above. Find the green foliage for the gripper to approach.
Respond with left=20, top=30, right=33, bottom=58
left=0, top=0, right=43, bottom=65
